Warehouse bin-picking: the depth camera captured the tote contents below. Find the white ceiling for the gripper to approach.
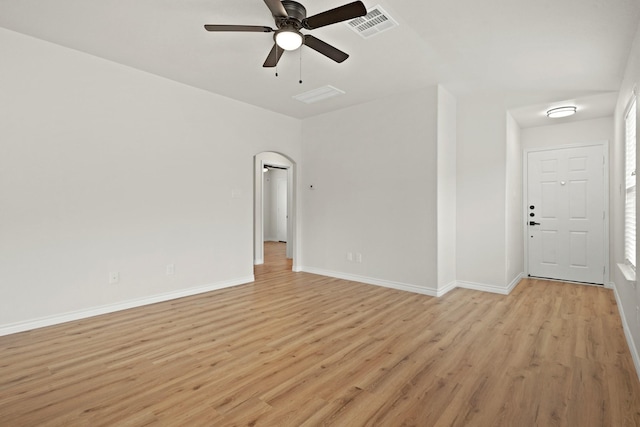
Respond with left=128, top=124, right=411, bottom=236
left=0, top=0, right=638, bottom=127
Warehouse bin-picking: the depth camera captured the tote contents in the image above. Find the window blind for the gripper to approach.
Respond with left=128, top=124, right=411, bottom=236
left=625, top=96, right=637, bottom=268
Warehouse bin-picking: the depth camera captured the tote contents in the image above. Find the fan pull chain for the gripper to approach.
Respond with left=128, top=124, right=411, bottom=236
left=275, top=45, right=279, bottom=77
left=299, top=47, right=303, bottom=84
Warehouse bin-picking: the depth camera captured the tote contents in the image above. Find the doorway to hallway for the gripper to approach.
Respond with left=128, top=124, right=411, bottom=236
left=254, top=241, right=291, bottom=277
left=254, top=151, right=297, bottom=270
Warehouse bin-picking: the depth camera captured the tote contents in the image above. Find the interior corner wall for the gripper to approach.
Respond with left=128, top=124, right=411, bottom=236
left=0, top=28, right=301, bottom=331
left=456, top=95, right=508, bottom=289
left=505, top=112, right=523, bottom=285
left=436, top=86, right=457, bottom=290
left=611, top=20, right=640, bottom=374
left=300, top=87, right=439, bottom=293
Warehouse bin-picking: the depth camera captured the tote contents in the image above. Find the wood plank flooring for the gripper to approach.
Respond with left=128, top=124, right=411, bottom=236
left=1, top=241, right=639, bottom=426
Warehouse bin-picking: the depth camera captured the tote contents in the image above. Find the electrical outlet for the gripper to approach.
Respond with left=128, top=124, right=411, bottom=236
left=166, top=264, right=175, bottom=275
left=109, top=272, right=119, bottom=284
left=355, top=253, right=362, bottom=263
left=347, top=252, right=353, bottom=262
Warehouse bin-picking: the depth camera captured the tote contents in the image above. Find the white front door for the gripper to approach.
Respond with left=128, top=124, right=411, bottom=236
left=527, top=145, right=605, bottom=284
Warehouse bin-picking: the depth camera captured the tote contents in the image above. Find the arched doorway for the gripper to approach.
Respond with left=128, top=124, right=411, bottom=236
left=254, top=152, right=297, bottom=270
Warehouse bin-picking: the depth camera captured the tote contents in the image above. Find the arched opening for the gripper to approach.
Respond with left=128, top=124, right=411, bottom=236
left=254, top=152, right=297, bottom=271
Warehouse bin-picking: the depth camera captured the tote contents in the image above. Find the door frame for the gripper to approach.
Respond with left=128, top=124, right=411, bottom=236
left=254, top=151, right=297, bottom=270
left=522, top=141, right=610, bottom=285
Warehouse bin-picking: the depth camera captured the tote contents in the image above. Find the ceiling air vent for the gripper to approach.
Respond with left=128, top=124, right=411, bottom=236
left=345, top=5, right=398, bottom=39
left=293, top=85, right=345, bottom=104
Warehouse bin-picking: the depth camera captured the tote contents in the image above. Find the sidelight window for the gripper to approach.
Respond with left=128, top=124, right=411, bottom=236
left=625, top=94, right=637, bottom=268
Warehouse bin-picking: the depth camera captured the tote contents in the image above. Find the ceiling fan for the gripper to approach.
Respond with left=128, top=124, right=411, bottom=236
left=204, top=0, right=367, bottom=67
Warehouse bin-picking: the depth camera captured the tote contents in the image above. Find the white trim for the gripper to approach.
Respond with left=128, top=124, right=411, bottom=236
left=437, top=280, right=457, bottom=297
left=299, top=267, right=439, bottom=297
left=457, top=275, right=521, bottom=295
left=0, top=276, right=254, bottom=337
left=523, top=141, right=610, bottom=284
left=611, top=281, right=640, bottom=382
left=617, top=262, right=637, bottom=282
left=298, top=268, right=523, bottom=298
left=523, top=140, right=608, bottom=154
left=254, top=258, right=264, bottom=265
left=507, top=273, right=525, bottom=292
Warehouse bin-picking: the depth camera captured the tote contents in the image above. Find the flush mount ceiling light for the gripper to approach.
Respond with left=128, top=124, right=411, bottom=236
left=546, top=106, right=577, bottom=118
left=275, top=28, right=303, bottom=51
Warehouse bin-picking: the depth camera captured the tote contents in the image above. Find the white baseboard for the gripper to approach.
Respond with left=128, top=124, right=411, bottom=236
left=0, top=275, right=254, bottom=337
left=457, top=273, right=523, bottom=295
left=437, top=280, right=457, bottom=297
left=297, top=268, right=524, bottom=298
left=299, top=267, right=439, bottom=297
left=507, top=273, right=525, bottom=293
left=611, top=281, right=640, bottom=383
left=457, top=280, right=509, bottom=294
left=254, top=258, right=264, bottom=265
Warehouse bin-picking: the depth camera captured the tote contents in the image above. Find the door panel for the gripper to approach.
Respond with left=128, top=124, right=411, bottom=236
left=527, top=145, right=605, bottom=284
left=569, top=180, right=587, bottom=218
left=541, top=231, right=558, bottom=264
left=569, top=232, right=587, bottom=267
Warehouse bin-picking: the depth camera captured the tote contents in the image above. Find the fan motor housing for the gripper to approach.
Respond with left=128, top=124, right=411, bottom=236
left=281, top=1, right=307, bottom=25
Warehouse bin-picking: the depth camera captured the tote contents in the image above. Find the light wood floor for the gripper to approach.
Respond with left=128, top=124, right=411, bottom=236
left=1, top=242, right=639, bottom=426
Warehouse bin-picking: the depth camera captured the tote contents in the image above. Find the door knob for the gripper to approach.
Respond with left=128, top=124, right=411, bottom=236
left=529, top=221, right=540, bottom=226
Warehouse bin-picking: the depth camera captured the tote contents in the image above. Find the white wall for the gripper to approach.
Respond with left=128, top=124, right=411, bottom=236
left=300, top=87, right=439, bottom=294
left=456, top=95, right=508, bottom=289
left=522, top=117, right=613, bottom=151
left=505, top=113, right=523, bottom=285
left=437, top=86, right=457, bottom=291
left=0, top=28, right=301, bottom=332
left=611, top=22, right=640, bottom=376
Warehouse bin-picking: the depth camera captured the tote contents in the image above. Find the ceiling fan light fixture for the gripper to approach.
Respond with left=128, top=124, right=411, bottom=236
left=275, top=29, right=303, bottom=51
left=546, top=106, right=577, bottom=118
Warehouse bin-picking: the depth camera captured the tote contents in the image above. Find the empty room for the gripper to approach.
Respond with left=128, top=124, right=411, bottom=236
left=1, top=0, right=640, bottom=425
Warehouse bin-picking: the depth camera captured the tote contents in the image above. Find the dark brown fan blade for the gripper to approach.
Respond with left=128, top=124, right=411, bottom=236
left=302, top=1, right=366, bottom=30
left=303, top=35, right=349, bottom=63
left=263, top=0, right=288, bottom=18
left=204, top=25, right=274, bottom=32
left=263, top=44, right=285, bottom=67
